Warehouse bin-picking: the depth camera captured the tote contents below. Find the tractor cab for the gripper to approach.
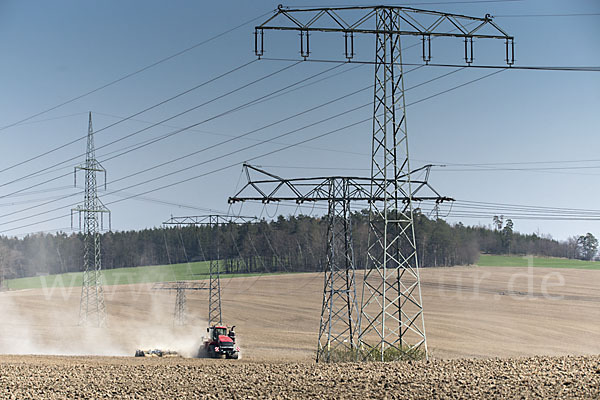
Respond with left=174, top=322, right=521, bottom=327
left=211, top=326, right=228, bottom=341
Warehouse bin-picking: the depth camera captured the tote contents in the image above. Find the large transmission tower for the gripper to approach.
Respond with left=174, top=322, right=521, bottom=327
left=254, top=5, right=512, bottom=360
left=72, top=112, right=111, bottom=327
left=152, top=281, right=208, bottom=326
left=163, top=214, right=256, bottom=325
left=229, top=164, right=451, bottom=362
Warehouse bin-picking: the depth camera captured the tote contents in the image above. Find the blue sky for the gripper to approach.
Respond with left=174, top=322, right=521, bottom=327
left=0, top=0, right=599, bottom=240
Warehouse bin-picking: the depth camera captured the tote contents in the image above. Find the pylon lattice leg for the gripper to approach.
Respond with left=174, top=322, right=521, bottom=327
left=317, top=179, right=359, bottom=362
left=359, top=8, right=428, bottom=361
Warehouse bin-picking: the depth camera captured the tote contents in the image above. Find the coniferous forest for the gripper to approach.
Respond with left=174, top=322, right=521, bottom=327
left=0, top=211, right=588, bottom=280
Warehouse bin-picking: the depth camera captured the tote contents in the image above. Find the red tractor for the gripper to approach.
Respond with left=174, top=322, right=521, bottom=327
left=199, top=325, right=240, bottom=359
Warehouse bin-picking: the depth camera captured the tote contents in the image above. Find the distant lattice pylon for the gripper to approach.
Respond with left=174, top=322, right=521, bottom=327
left=72, top=112, right=111, bottom=327
left=153, top=281, right=208, bottom=325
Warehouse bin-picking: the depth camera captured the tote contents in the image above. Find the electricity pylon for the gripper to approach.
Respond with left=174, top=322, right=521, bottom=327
left=72, top=112, right=111, bottom=327
left=163, top=214, right=256, bottom=325
left=152, top=281, right=208, bottom=326
left=229, top=164, right=452, bottom=362
left=254, top=5, right=513, bottom=360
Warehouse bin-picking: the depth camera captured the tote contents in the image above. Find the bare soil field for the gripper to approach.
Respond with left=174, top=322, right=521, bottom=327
left=0, top=266, right=598, bottom=397
left=0, top=354, right=598, bottom=399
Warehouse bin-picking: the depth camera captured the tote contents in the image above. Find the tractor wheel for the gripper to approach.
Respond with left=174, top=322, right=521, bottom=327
left=208, top=345, right=217, bottom=358
left=227, top=352, right=239, bottom=360
left=197, top=346, right=208, bottom=358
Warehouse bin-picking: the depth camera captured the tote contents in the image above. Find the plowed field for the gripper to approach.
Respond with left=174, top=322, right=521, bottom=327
left=0, top=266, right=598, bottom=398
left=0, top=354, right=598, bottom=399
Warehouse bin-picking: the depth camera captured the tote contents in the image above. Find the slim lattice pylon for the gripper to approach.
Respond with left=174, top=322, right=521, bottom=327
left=359, top=8, right=426, bottom=360
left=153, top=281, right=207, bottom=326
left=72, top=112, right=110, bottom=327
left=252, top=4, right=512, bottom=361
left=317, top=178, right=359, bottom=362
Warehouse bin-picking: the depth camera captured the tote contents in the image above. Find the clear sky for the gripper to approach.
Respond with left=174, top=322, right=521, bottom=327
left=0, top=0, right=599, bottom=240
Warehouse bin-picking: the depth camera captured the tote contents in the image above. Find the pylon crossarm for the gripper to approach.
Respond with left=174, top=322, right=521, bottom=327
left=259, top=6, right=512, bottom=40
left=152, top=281, right=208, bottom=291
left=256, top=6, right=514, bottom=66
left=229, top=164, right=452, bottom=204
left=163, top=215, right=256, bottom=226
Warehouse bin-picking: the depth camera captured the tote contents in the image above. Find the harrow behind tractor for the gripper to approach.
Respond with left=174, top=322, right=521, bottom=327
left=134, top=349, right=179, bottom=358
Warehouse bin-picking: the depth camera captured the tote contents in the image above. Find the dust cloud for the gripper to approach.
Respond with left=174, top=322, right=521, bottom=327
left=0, top=283, right=208, bottom=358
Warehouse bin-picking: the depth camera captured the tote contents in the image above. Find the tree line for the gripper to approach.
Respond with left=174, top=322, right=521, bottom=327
left=0, top=211, right=596, bottom=280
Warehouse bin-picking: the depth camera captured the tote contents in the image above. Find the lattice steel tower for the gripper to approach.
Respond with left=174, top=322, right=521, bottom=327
left=72, top=112, right=111, bottom=327
left=254, top=5, right=513, bottom=360
left=229, top=164, right=451, bottom=362
left=153, top=281, right=208, bottom=326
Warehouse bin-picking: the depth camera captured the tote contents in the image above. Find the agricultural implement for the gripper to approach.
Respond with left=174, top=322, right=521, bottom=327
left=134, top=349, right=180, bottom=358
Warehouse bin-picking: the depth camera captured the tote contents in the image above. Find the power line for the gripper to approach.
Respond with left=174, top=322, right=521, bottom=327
left=0, top=171, right=74, bottom=202
left=458, top=199, right=600, bottom=214
left=0, top=26, right=448, bottom=183
left=104, top=88, right=371, bottom=188
left=0, top=59, right=257, bottom=176
left=0, top=61, right=343, bottom=206
left=445, top=213, right=600, bottom=221
left=108, top=191, right=228, bottom=214
left=261, top=58, right=600, bottom=72
left=0, top=61, right=299, bottom=194
left=407, top=69, right=505, bottom=107
left=223, top=159, right=600, bottom=173
left=3, top=61, right=365, bottom=188
left=440, top=165, right=600, bottom=173
left=99, top=65, right=465, bottom=188
left=495, top=13, right=600, bottom=18
left=0, top=67, right=497, bottom=231
left=13, top=195, right=600, bottom=237
left=0, top=10, right=273, bottom=134
left=7, top=112, right=89, bottom=127
left=0, top=193, right=78, bottom=209
left=288, top=0, right=524, bottom=7
left=0, top=65, right=507, bottom=233
left=421, top=158, right=600, bottom=166
left=0, top=63, right=360, bottom=218
left=411, top=158, right=600, bottom=177
left=422, top=64, right=600, bottom=72
left=0, top=69, right=368, bottom=219
left=0, top=114, right=372, bottom=233
left=0, top=185, right=74, bottom=200
left=447, top=207, right=600, bottom=218
left=0, top=64, right=448, bottom=219
left=419, top=198, right=600, bottom=221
